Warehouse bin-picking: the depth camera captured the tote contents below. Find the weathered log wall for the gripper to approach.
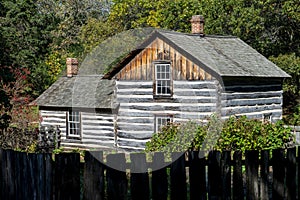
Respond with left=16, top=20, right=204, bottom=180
left=116, top=80, right=219, bottom=150
left=221, top=83, right=283, bottom=121
left=40, top=110, right=115, bottom=149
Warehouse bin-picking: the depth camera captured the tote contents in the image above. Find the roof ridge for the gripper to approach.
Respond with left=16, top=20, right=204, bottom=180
left=157, top=29, right=237, bottom=39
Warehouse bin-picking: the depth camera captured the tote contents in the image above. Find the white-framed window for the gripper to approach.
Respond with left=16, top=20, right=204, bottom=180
left=155, top=63, right=172, bottom=96
left=155, top=115, right=173, bottom=132
left=67, top=111, right=81, bottom=138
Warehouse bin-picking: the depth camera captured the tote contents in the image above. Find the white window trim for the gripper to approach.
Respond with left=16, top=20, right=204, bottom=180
left=155, top=115, right=173, bottom=133
left=67, top=111, right=82, bottom=138
left=155, top=63, right=172, bottom=96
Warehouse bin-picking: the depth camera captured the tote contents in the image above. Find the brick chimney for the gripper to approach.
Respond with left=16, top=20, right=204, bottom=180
left=66, top=58, right=78, bottom=77
left=190, top=15, right=205, bottom=35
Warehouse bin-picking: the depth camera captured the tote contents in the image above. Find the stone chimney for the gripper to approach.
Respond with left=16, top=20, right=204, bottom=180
left=66, top=58, right=78, bottom=77
left=190, top=15, right=205, bottom=35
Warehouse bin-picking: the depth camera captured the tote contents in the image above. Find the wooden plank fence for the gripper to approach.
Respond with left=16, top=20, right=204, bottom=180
left=1, top=147, right=300, bottom=200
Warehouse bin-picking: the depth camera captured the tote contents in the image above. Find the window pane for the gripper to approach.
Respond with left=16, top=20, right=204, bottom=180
left=166, top=65, right=170, bottom=72
left=157, top=65, right=161, bottom=73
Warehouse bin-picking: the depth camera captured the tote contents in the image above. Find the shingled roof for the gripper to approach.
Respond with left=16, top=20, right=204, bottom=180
left=33, top=76, right=116, bottom=111
left=104, top=30, right=290, bottom=79
left=35, top=29, right=290, bottom=109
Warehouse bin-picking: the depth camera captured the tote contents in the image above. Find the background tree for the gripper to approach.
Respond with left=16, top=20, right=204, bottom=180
left=108, top=0, right=299, bottom=122
left=0, top=0, right=58, bottom=95
left=0, top=0, right=299, bottom=132
left=270, top=54, right=300, bottom=125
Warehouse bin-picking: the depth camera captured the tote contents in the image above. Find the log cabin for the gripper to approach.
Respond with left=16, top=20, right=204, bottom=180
left=33, top=15, right=290, bottom=151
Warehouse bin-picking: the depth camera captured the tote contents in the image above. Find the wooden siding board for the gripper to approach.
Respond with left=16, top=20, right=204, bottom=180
left=225, top=84, right=282, bottom=92
left=117, top=130, right=153, bottom=137
left=120, top=105, right=215, bottom=112
left=222, top=91, right=282, bottom=100
left=114, top=36, right=214, bottom=81
left=222, top=97, right=282, bottom=107
left=117, top=117, right=153, bottom=124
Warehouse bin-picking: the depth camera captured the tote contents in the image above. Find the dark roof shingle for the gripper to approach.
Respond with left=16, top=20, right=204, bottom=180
left=33, top=76, right=116, bottom=110
left=157, top=30, right=290, bottom=78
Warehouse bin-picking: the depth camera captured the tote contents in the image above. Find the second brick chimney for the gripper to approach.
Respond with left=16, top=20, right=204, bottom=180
left=66, top=58, right=78, bottom=77
left=190, top=15, right=205, bottom=35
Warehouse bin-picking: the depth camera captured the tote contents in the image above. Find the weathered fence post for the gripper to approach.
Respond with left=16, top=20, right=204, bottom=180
left=260, top=150, right=270, bottom=200
left=232, top=151, right=243, bottom=200
left=189, top=151, right=206, bottom=200
left=245, top=150, right=259, bottom=200
left=286, top=147, right=296, bottom=200
left=272, top=148, right=285, bottom=199
left=151, top=152, right=168, bottom=200
left=106, top=153, right=128, bottom=200
left=1, top=149, right=16, bottom=199
left=0, top=148, right=2, bottom=199
left=54, top=153, right=80, bottom=200
left=221, top=151, right=231, bottom=199
left=208, top=150, right=222, bottom=200
left=130, top=153, right=149, bottom=200
left=170, top=152, right=187, bottom=200
left=84, top=151, right=104, bottom=200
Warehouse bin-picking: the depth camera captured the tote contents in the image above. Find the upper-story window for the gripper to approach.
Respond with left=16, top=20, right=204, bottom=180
left=67, top=111, right=81, bottom=138
left=155, top=63, right=172, bottom=97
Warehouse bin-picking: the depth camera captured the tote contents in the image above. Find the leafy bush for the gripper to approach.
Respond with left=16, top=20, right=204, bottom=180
left=215, top=116, right=293, bottom=152
left=0, top=127, right=38, bottom=152
left=145, top=121, right=207, bottom=152
left=145, top=115, right=294, bottom=153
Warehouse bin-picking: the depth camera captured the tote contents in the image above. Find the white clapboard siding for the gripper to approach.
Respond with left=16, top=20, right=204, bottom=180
left=221, top=84, right=283, bottom=121
left=116, top=80, right=218, bottom=149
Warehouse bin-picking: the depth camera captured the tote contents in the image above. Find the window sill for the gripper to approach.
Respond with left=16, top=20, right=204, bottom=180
left=153, top=95, right=175, bottom=102
left=65, top=136, right=82, bottom=141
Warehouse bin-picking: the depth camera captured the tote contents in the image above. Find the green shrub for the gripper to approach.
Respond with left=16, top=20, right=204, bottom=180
left=145, top=115, right=294, bottom=153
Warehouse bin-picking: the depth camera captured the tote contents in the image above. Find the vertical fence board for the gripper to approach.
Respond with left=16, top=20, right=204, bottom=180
left=27, top=153, right=37, bottom=200
left=45, top=153, right=54, bottom=200
left=130, top=153, right=149, bottom=200
left=260, top=150, right=270, bottom=200
left=55, top=153, right=80, bottom=200
left=221, top=151, right=231, bottom=199
left=22, top=152, right=31, bottom=200
left=22, top=152, right=30, bottom=200
left=245, top=150, right=259, bottom=200
left=151, top=152, right=168, bottom=200
left=286, top=147, right=296, bottom=200
left=233, top=151, right=243, bottom=200
left=1, top=150, right=15, bottom=199
left=37, top=154, right=46, bottom=200
left=272, top=148, right=285, bottom=199
left=298, top=146, right=300, bottom=200
left=84, top=151, right=104, bottom=200
left=189, top=151, right=206, bottom=200
left=1, top=148, right=300, bottom=200
left=0, top=149, right=2, bottom=199
left=106, top=153, right=128, bottom=200
left=170, top=152, right=187, bottom=200
left=14, top=152, right=22, bottom=200
left=208, top=150, right=222, bottom=199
